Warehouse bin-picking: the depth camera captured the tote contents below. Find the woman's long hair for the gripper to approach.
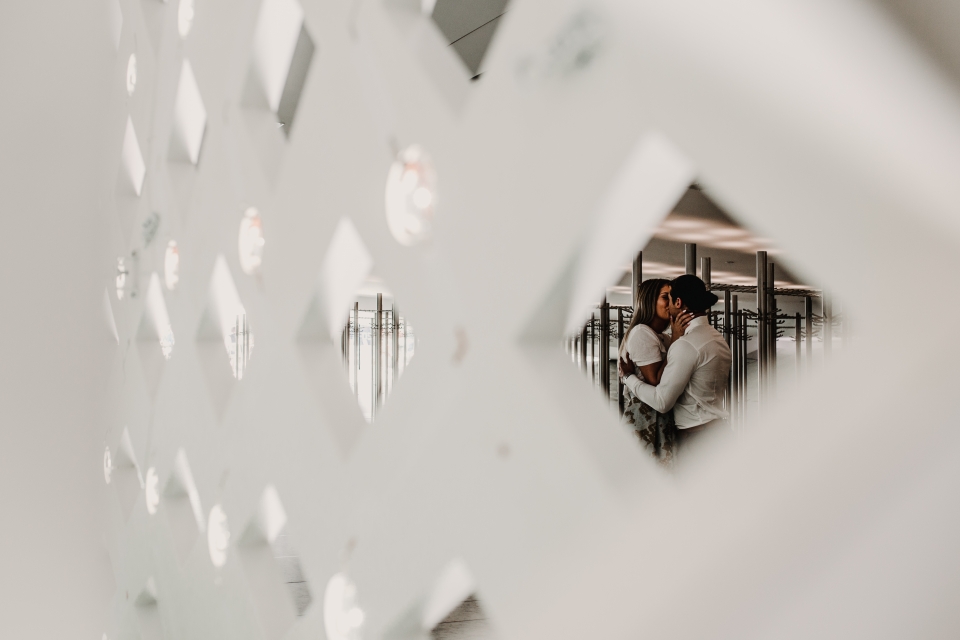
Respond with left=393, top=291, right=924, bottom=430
left=618, top=278, right=671, bottom=359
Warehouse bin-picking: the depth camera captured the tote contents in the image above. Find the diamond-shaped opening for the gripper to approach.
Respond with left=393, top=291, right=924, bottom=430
left=119, top=116, right=146, bottom=197
left=161, top=448, right=205, bottom=564
left=168, top=60, right=206, bottom=204
left=341, top=279, right=415, bottom=424
left=298, top=218, right=415, bottom=433
left=196, top=255, right=254, bottom=420
left=384, top=559, right=496, bottom=640
left=563, top=182, right=842, bottom=465
left=430, top=595, right=494, bottom=640
left=427, top=0, right=510, bottom=79
left=241, top=0, right=316, bottom=179
left=136, top=273, right=175, bottom=401
left=110, top=427, right=144, bottom=520
left=167, top=58, right=204, bottom=154
left=237, top=486, right=313, bottom=639
left=116, top=117, right=147, bottom=242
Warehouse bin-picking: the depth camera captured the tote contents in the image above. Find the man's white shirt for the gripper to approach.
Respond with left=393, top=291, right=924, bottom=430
left=623, top=315, right=732, bottom=428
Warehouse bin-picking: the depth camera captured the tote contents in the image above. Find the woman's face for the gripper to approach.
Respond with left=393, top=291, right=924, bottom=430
left=656, top=285, right=672, bottom=321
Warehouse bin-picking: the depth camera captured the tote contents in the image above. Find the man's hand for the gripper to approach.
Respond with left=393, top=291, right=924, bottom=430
left=619, top=356, right=636, bottom=379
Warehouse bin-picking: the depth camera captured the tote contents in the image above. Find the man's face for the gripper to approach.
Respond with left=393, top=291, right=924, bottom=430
left=667, top=292, right=685, bottom=317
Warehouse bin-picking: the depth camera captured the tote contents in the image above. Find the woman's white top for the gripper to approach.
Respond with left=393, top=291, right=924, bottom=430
left=622, top=324, right=666, bottom=383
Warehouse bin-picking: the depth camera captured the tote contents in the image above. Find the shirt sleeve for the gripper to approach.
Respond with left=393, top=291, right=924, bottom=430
left=628, top=326, right=663, bottom=367
left=625, top=341, right=699, bottom=412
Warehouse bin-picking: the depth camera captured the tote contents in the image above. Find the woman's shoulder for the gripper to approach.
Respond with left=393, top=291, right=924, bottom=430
left=629, top=323, right=660, bottom=342
left=627, top=324, right=664, bottom=349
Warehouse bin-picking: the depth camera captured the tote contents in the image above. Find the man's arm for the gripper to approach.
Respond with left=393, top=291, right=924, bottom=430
left=623, top=341, right=698, bottom=412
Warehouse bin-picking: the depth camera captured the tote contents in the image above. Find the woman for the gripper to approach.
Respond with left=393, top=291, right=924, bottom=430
left=619, top=279, right=692, bottom=464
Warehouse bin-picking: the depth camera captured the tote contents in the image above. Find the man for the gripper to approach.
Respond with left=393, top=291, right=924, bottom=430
left=619, top=274, right=732, bottom=450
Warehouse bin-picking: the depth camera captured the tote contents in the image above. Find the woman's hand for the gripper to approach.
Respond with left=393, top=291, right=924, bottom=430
left=619, top=356, right=636, bottom=379
left=668, top=312, right=695, bottom=345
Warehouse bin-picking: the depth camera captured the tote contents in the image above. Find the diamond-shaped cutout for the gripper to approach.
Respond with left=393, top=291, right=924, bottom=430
left=428, top=0, right=509, bottom=78
left=136, top=273, right=175, bottom=401
left=562, top=181, right=841, bottom=465
left=119, top=116, right=146, bottom=197
left=384, top=559, right=496, bottom=640
left=241, top=0, right=316, bottom=180
left=237, top=486, right=313, bottom=639
left=197, top=255, right=253, bottom=420
left=115, top=117, right=148, bottom=243
left=168, top=59, right=207, bottom=214
left=298, top=218, right=415, bottom=442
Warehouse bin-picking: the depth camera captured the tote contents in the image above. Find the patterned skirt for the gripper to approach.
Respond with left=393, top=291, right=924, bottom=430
left=622, top=391, right=676, bottom=465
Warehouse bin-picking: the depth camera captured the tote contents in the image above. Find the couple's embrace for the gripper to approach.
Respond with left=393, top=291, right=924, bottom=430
left=618, top=275, right=733, bottom=464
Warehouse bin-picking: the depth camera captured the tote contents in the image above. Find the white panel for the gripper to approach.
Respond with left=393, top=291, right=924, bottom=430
left=173, top=60, right=207, bottom=165
left=121, top=116, right=145, bottom=196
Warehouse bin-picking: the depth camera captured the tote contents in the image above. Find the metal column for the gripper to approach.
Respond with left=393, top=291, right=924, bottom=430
left=632, top=251, right=642, bottom=306
left=723, top=289, right=731, bottom=410
left=588, top=314, right=595, bottom=382
left=600, top=299, right=610, bottom=399
left=805, top=295, right=813, bottom=368
left=685, top=244, right=697, bottom=276
left=580, top=321, right=587, bottom=374
left=741, top=310, right=748, bottom=424
left=392, top=304, right=399, bottom=390
left=795, top=312, right=802, bottom=378
left=731, top=295, right=739, bottom=426
left=823, top=291, right=832, bottom=358
left=374, top=293, right=382, bottom=419
left=353, top=303, right=360, bottom=398
left=756, top=251, right=767, bottom=405
left=768, top=262, right=777, bottom=377
left=617, top=307, right=625, bottom=415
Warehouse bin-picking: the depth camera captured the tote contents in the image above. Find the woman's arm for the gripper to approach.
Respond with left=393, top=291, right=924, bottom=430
left=638, top=361, right=665, bottom=386
left=636, top=313, right=694, bottom=385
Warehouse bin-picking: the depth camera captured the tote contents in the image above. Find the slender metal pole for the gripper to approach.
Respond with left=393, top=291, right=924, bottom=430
left=354, top=302, right=360, bottom=400
left=392, top=304, right=399, bottom=388
left=823, top=290, right=832, bottom=359
left=768, top=262, right=777, bottom=382
left=685, top=243, right=697, bottom=276
left=580, top=321, right=587, bottom=374
left=756, top=251, right=767, bottom=407
left=632, top=251, right=642, bottom=307
left=702, top=256, right=712, bottom=288
left=374, top=294, right=382, bottom=419
left=600, top=298, right=610, bottom=400
left=589, top=313, right=595, bottom=384
left=743, top=310, right=749, bottom=424
left=805, top=296, right=813, bottom=367
left=795, top=312, right=802, bottom=379
left=617, top=307, right=625, bottom=415
left=723, top=289, right=731, bottom=410
left=731, top=295, right=739, bottom=427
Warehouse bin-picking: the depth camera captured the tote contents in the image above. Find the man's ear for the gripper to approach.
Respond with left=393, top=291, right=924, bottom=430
left=672, top=296, right=682, bottom=310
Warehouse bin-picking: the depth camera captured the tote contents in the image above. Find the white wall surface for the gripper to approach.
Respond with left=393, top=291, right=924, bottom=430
left=3, top=0, right=960, bottom=639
